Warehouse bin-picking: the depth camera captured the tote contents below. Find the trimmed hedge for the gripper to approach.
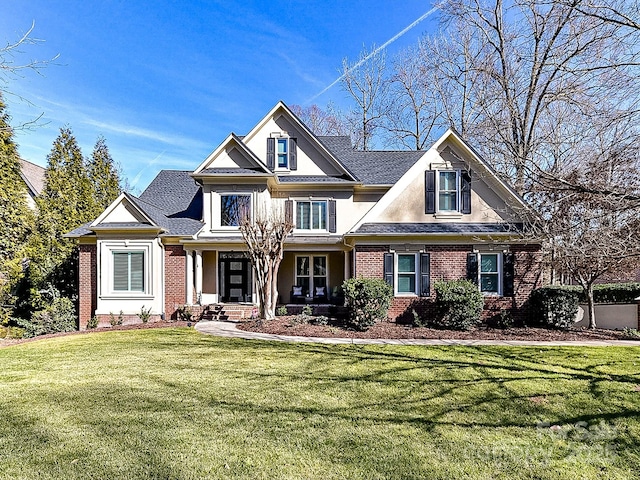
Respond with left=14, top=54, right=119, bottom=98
left=529, top=286, right=580, bottom=329
left=433, top=279, right=484, bottom=331
left=590, top=283, right=640, bottom=304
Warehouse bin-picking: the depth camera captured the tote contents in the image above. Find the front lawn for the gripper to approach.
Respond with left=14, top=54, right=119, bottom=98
left=0, top=328, right=638, bottom=479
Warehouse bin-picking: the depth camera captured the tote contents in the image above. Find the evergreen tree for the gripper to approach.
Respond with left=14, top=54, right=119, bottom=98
left=0, top=96, right=33, bottom=314
left=88, top=135, right=121, bottom=216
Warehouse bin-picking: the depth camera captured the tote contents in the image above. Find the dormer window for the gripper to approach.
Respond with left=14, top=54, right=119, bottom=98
left=438, top=171, right=458, bottom=211
left=267, top=136, right=297, bottom=171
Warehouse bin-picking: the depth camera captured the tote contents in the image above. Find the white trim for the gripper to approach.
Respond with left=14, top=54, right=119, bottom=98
left=394, top=252, right=419, bottom=296
left=218, top=192, right=253, bottom=228
left=478, top=252, right=503, bottom=296
left=294, top=254, right=329, bottom=298
left=293, top=198, right=329, bottom=232
left=435, top=169, right=460, bottom=213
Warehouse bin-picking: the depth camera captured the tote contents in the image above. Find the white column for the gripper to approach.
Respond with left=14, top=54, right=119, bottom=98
left=195, top=250, right=203, bottom=304
left=185, top=250, right=194, bottom=305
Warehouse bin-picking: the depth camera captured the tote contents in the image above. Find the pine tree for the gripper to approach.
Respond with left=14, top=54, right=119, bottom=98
left=0, top=96, right=33, bottom=313
left=88, top=135, right=121, bottom=216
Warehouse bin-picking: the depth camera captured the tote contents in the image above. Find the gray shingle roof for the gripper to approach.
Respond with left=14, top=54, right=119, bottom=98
left=353, top=223, right=523, bottom=235
left=199, top=167, right=269, bottom=175
left=127, top=194, right=203, bottom=236
left=319, top=136, right=423, bottom=185
left=277, top=175, right=354, bottom=183
left=138, top=170, right=202, bottom=218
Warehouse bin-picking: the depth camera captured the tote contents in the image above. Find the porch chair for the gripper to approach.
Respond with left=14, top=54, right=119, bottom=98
left=313, top=286, right=328, bottom=303
left=290, top=285, right=306, bottom=304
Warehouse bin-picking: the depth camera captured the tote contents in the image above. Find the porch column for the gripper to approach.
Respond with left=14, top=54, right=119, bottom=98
left=195, top=249, right=203, bottom=304
left=185, top=249, right=194, bottom=305
left=344, top=251, right=350, bottom=280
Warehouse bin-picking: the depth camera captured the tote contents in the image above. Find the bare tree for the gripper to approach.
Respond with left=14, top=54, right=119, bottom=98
left=290, top=103, right=348, bottom=137
left=239, top=202, right=294, bottom=320
left=382, top=45, right=442, bottom=150
left=341, top=46, right=389, bottom=150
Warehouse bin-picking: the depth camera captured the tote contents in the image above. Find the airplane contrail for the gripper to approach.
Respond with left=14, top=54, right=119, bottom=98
left=307, top=4, right=442, bottom=103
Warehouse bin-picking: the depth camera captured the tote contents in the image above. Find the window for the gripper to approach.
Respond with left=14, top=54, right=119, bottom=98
left=267, top=137, right=297, bottom=171
left=113, top=251, right=145, bottom=292
left=438, top=171, right=458, bottom=211
left=384, top=252, right=431, bottom=296
left=296, top=200, right=327, bottom=230
left=397, top=254, right=417, bottom=294
left=221, top=194, right=251, bottom=226
left=295, top=255, right=327, bottom=296
left=479, top=253, right=501, bottom=294
left=277, top=138, right=288, bottom=168
left=425, top=170, right=471, bottom=214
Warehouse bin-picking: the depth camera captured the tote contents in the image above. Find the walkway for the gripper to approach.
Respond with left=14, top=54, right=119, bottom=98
left=194, top=320, right=640, bottom=347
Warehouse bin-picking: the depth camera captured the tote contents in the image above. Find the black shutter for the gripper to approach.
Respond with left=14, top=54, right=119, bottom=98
left=266, top=137, right=275, bottom=170
left=285, top=199, right=293, bottom=224
left=289, top=138, right=297, bottom=170
left=466, top=252, right=478, bottom=285
left=384, top=253, right=394, bottom=287
left=420, top=253, right=430, bottom=297
left=425, top=170, right=436, bottom=214
left=503, top=252, right=514, bottom=297
left=461, top=170, right=472, bottom=214
left=328, top=199, right=337, bottom=233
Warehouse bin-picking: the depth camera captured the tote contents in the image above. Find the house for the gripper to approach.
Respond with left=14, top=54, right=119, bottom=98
left=68, top=102, right=543, bottom=329
left=19, top=159, right=46, bottom=209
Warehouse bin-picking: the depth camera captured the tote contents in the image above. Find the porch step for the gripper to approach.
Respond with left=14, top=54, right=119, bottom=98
left=200, top=303, right=256, bottom=323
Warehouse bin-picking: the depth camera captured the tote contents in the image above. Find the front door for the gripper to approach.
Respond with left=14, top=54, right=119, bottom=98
left=219, top=255, right=252, bottom=302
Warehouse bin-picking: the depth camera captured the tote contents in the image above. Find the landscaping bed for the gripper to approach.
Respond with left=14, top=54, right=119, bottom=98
left=238, top=316, right=634, bottom=341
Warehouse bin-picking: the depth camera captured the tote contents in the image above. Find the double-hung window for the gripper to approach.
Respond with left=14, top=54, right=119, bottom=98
left=296, top=200, right=327, bottom=231
left=277, top=138, right=288, bottom=168
left=113, top=251, right=145, bottom=292
left=384, top=252, right=431, bottom=296
left=221, top=194, right=251, bottom=226
left=467, top=252, right=514, bottom=296
left=425, top=169, right=471, bottom=214
left=267, top=137, right=297, bottom=171
left=479, top=253, right=501, bottom=294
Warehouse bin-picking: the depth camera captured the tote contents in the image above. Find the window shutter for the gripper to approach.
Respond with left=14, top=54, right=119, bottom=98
left=285, top=199, right=293, bottom=224
left=328, top=199, right=337, bottom=233
left=466, top=252, right=478, bottom=285
left=384, top=253, right=394, bottom=287
left=461, top=170, right=472, bottom=214
left=425, top=170, right=436, bottom=214
left=113, top=253, right=129, bottom=291
left=420, top=253, right=430, bottom=297
left=266, top=137, right=275, bottom=170
left=289, top=138, right=297, bottom=170
left=503, top=252, right=515, bottom=297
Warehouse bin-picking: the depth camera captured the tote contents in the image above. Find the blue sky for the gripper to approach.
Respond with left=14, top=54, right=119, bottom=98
left=2, top=1, right=440, bottom=191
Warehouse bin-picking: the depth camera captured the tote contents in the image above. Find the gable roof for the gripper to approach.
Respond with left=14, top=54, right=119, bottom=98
left=19, top=159, right=46, bottom=196
left=192, top=133, right=272, bottom=176
left=318, top=136, right=424, bottom=186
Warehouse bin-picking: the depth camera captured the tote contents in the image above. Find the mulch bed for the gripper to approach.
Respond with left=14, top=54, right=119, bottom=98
left=238, top=316, right=635, bottom=341
left=0, top=321, right=192, bottom=347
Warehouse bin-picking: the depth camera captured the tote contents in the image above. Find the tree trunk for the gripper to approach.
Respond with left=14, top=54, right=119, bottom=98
left=586, top=283, right=597, bottom=329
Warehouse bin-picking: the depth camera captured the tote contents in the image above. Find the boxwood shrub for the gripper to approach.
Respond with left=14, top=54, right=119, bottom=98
left=342, top=277, right=393, bottom=331
left=433, top=279, right=484, bottom=331
left=528, top=286, right=581, bottom=329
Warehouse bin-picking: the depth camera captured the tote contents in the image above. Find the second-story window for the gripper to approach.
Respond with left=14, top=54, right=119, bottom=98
left=277, top=138, right=288, bottom=168
left=296, top=200, right=327, bottom=230
left=438, top=171, right=458, bottom=211
left=221, top=194, right=251, bottom=226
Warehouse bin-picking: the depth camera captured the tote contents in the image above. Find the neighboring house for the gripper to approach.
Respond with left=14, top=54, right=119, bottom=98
left=19, top=159, right=46, bottom=209
left=68, top=102, right=543, bottom=329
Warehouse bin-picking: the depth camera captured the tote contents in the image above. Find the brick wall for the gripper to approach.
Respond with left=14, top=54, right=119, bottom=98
left=164, top=245, right=186, bottom=320
left=354, top=243, right=544, bottom=325
left=78, top=244, right=97, bottom=330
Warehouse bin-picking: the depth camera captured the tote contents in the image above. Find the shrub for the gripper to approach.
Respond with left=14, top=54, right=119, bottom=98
left=138, top=306, right=152, bottom=323
left=17, top=296, right=77, bottom=337
left=109, top=311, right=124, bottom=327
left=622, top=327, right=640, bottom=339
left=0, top=325, right=25, bottom=339
left=591, top=283, right=640, bottom=304
left=301, top=304, right=313, bottom=316
left=433, top=280, right=483, bottom=331
left=411, top=308, right=428, bottom=328
left=529, top=286, right=580, bottom=329
left=486, top=309, right=515, bottom=329
left=310, top=315, right=329, bottom=326
left=87, top=316, right=99, bottom=329
left=276, top=305, right=288, bottom=316
left=342, top=277, right=393, bottom=331
left=177, top=305, right=193, bottom=322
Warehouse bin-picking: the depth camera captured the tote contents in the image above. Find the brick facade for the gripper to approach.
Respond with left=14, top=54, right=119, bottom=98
left=78, top=244, right=97, bottom=330
left=164, top=245, right=186, bottom=320
left=355, top=243, right=544, bottom=325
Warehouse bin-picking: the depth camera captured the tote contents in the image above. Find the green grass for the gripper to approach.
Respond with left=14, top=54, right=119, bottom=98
left=0, top=328, right=639, bottom=479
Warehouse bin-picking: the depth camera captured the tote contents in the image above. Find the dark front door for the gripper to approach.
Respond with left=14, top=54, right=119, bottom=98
left=219, top=255, right=252, bottom=302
